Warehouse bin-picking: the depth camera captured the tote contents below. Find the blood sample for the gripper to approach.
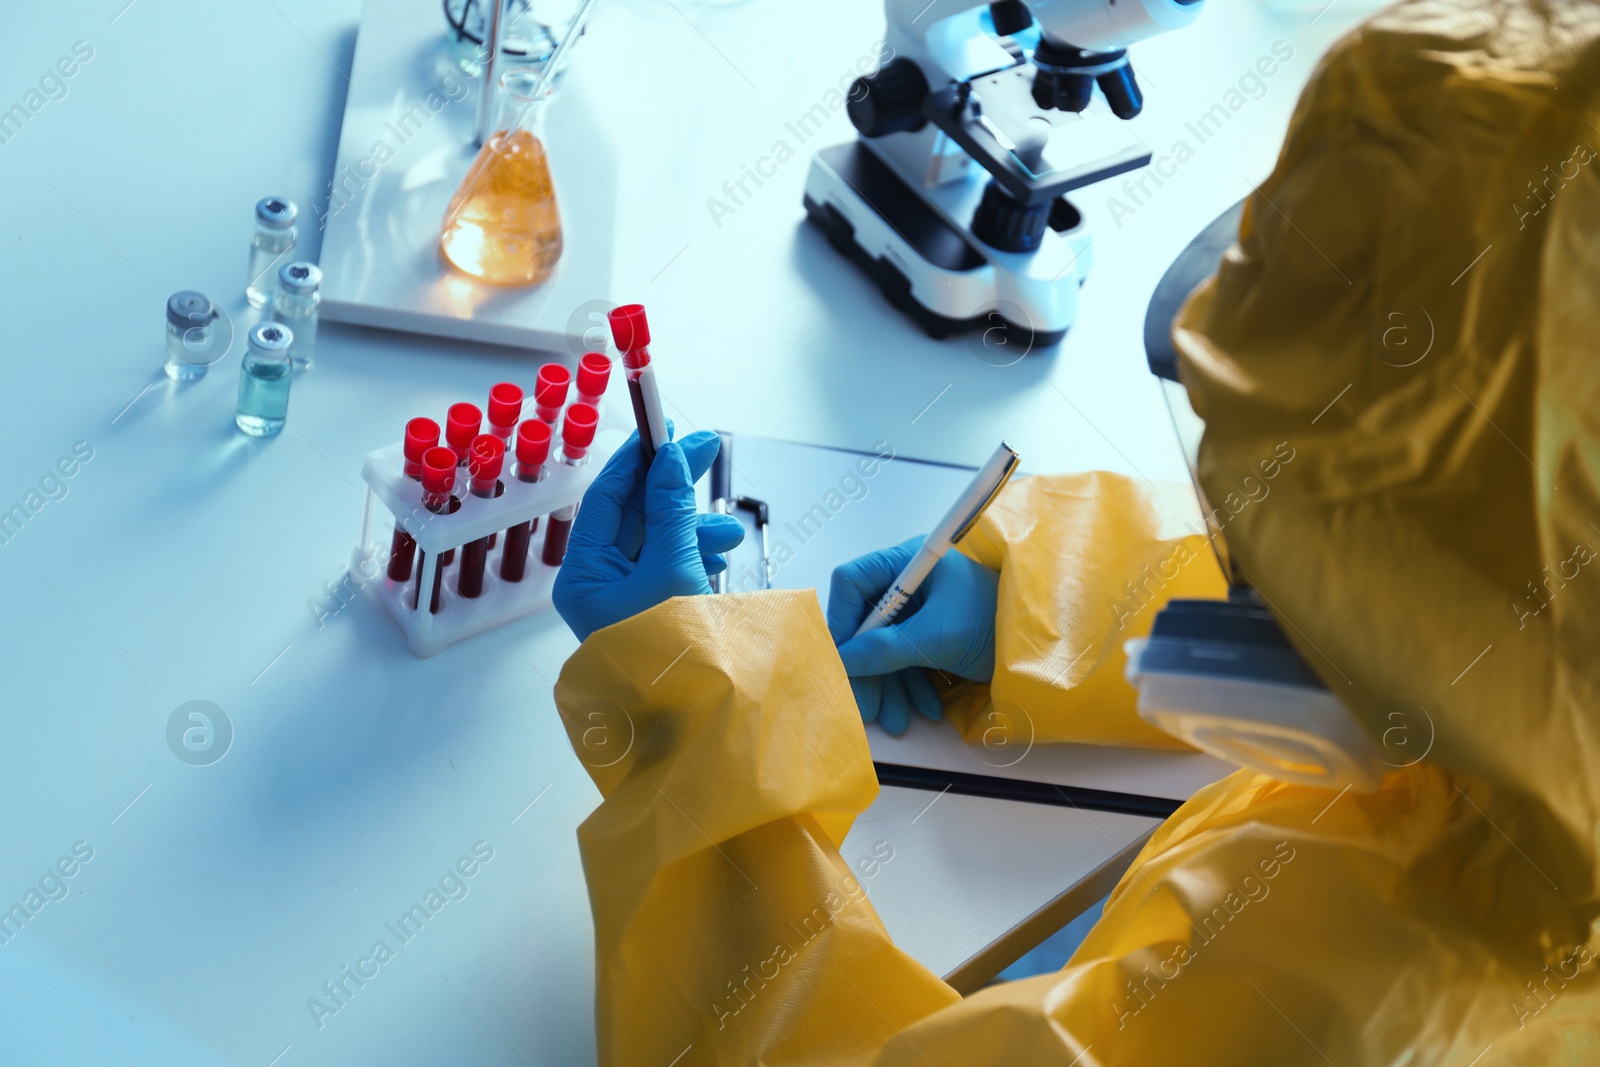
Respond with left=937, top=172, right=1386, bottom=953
left=415, top=446, right=460, bottom=614
left=446, top=402, right=482, bottom=466
left=607, top=303, right=668, bottom=466
left=502, top=420, right=551, bottom=582
left=575, top=351, right=611, bottom=409
left=487, top=382, right=523, bottom=441
left=457, top=435, right=506, bottom=599
left=533, top=363, right=570, bottom=425
left=388, top=417, right=439, bottom=582
left=541, top=403, right=598, bottom=567
left=482, top=387, right=520, bottom=548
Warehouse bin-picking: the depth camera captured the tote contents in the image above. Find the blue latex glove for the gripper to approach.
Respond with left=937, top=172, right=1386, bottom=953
left=553, top=429, right=745, bottom=642
left=826, top=535, right=999, bottom=736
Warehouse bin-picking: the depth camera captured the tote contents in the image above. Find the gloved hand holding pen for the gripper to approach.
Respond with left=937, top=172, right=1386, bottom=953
left=827, top=535, right=999, bottom=735
left=552, top=428, right=745, bottom=642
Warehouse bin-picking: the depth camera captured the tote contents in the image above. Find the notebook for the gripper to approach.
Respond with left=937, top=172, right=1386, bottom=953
left=701, top=434, right=1233, bottom=816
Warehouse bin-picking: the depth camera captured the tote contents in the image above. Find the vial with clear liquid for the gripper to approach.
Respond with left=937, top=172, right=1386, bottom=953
left=163, top=290, right=219, bottom=381
left=270, top=261, right=322, bottom=370
left=246, top=197, right=298, bottom=309
left=236, top=323, right=294, bottom=437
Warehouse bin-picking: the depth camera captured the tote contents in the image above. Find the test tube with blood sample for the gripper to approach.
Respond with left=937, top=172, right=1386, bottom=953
left=388, top=417, right=439, bottom=582
left=607, top=303, right=668, bottom=466
left=486, top=383, right=522, bottom=442
left=456, top=434, right=506, bottom=598
left=575, top=352, right=611, bottom=410
left=533, top=363, right=570, bottom=426
left=483, top=386, right=521, bottom=548
left=540, top=402, right=598, bottom=567
left=446, top=402, right=482, bottom=466
left=501, top=419, right=551, bottom=582
left=415, top=446, right=460, bottom=613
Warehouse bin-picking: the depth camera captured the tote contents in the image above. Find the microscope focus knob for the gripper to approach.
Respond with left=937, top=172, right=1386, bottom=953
left=971, top=180, right=1050, bottom=253
left=847, top=58, right=930, bottom=138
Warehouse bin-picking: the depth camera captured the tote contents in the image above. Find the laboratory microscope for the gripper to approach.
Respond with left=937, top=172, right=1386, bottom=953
left=803, top=0, right=1205, bottom=346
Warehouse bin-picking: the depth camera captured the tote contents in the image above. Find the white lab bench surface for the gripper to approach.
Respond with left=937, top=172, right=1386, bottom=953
left=840, top=787, right=1161, bottom=992
left=0, top=1, right=1374, bottom=1063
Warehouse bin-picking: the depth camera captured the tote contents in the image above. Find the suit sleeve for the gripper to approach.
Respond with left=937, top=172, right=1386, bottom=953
left=945, top=471, right=1227, bottom=749
left=554, top=590, right=960, bottom=1066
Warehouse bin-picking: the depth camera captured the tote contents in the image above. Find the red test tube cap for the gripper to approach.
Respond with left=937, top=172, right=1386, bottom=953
left=563, top=402, right=599, bottom=452
left=404, top=417, right=440, bottom=463
left=487, top=383, right=523, bottom=429
left=468, top=433, right=505, bottom=482
left=608, top=304, right=649, bottom=351
left=576, top=352, right=612, bottom=399
left=421, top=446, right=458, bottom=495
left=534, top=363, right=571, bottom=409
left=446, top=402, right=482, bottom=449
left=517, top=419, right=551, bottom=467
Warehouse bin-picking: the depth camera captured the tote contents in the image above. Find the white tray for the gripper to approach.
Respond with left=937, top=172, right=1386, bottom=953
left=318, top=0, right=616, bottom=352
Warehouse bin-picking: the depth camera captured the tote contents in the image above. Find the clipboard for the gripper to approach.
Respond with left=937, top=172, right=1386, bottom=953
left=701, top=434, right=1234, bottom=817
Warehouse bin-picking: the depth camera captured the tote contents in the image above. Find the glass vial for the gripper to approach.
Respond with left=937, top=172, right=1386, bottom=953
left=270, top=261, right=322, bottom=370
left=246, top=197, right=299, bottom=309
left=236, top=323, right=294, bottom=437
left=164, top=291, right=219, bottom=381
left=439, top=69, right=562, bottom=286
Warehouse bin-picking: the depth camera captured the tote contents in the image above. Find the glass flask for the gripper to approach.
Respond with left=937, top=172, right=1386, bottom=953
left=450, top=0, right=545, bottom=77
left=246, top=197, right=298, bottom=309
left=270, top=261, right=322, bottom=370
left=236, top=323, right=294, bottom=438
left=439, top=69, right=563, bottom=286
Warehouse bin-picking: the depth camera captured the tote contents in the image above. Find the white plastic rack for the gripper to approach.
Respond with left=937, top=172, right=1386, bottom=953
left=352, top=423, right=622, bottom=658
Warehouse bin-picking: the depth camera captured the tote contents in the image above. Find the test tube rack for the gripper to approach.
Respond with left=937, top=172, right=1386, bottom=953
left=352, top=425, right=620, bottom=658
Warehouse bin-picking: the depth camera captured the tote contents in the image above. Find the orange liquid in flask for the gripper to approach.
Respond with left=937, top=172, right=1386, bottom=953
left=440, top=129, right=563, bottom=286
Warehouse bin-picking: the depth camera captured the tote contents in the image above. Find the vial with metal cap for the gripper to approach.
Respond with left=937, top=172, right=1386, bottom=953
left=270, top=261, right=322, bottom=370
left=235, top=322, right=294, bottom=437
left=164, top=290, right=220, bottom=382
left=246, top=197, right=298, bottom=309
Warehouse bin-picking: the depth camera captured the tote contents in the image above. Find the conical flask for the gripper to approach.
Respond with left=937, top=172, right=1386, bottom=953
left=440, top=68, right=563, bottom=286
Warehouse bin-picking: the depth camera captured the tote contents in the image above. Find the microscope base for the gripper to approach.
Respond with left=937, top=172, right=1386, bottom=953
left=802, top=142, right=1091, bottom=349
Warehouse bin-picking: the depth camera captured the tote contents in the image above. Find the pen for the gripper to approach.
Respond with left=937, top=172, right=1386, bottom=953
left=852, top=441, right=1021, bottom=637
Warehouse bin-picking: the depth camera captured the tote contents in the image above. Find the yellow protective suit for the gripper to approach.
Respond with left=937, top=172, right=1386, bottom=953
left=553, top=2, right=1600, bottom=1063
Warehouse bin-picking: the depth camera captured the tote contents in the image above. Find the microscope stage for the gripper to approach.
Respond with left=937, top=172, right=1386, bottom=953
left=923, top=66, right=1153, bottom=205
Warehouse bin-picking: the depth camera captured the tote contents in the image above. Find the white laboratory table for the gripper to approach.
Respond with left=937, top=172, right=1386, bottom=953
left=0, top=1, right=1376, bottom=1063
